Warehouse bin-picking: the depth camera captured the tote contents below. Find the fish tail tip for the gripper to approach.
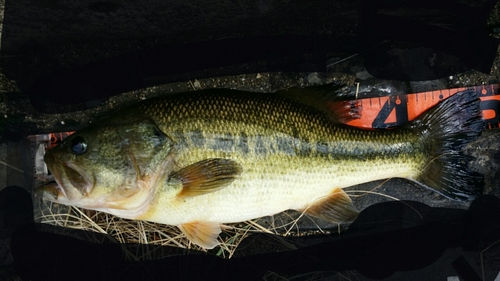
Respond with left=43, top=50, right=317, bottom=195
left=413, top=89, right=484, bottom=201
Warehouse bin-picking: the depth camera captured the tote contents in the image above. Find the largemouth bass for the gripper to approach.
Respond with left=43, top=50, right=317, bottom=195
left=39, top=86, right=484, bottom=249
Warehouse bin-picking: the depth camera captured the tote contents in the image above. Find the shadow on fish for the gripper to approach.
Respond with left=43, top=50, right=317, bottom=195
left=37, top=85, right=484, bottom=249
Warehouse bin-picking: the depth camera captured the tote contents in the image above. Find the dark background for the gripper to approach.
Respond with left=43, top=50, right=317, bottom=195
left=1, top=0, right=500, bottom=280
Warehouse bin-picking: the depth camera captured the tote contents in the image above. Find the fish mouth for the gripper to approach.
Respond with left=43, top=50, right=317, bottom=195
left=63, top=163, right=91, bottom=193
left=44, top=152, right=93, bottom=202
left=35, top=181, right=61, bottom=201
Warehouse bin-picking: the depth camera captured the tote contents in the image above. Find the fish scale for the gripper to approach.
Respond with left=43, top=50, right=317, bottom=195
left=40, top=87, right=484, bottom=249
left=131, top=91, right=425, bottom=222
left=139, top=91, right=421, bottom=158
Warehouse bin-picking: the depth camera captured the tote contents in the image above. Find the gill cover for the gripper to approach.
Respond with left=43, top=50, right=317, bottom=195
left=43, top=117, right=175, bottom=210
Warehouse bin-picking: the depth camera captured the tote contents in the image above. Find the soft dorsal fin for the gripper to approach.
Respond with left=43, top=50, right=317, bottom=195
left=301, top=187, right=359, bottom=222
left=178, top=221, right=222, bottom=249
left=170, top=158, right=242, bottom=198
left=277, top=83, right=362, bottom=124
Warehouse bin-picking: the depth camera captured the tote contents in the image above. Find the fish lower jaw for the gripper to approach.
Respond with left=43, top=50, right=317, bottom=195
left=51, top=194, right=154, bottom=221
left=103, top=198, right=158, bottom=220
left=69, top=205, right=147, bottom=221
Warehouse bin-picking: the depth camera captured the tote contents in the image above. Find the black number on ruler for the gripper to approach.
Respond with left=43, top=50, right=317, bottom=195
left=481, top=99, right=500, bottom=128
left=372, top=95, right=408, bottom=129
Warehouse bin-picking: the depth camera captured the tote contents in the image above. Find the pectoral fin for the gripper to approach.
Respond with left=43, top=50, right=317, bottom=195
left=178, top=221, right=222, bottom=249
left=170, top=158, right=242, bottom=198
left=302, top=187, right=359, bottom=222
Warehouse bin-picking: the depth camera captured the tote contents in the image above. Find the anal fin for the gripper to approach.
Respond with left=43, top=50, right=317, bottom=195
left=302, top=187, right=359, bottom=223
left=178, top=221, right=222, bottom=249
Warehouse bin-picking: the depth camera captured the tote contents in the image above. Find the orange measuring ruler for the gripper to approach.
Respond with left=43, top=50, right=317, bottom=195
left=329, top=84, right=500, bottom=130
left=47, top=131, right=74, bottom=149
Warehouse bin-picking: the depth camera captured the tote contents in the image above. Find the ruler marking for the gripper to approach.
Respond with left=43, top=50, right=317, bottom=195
left=339, top=84, right=499, bottom=130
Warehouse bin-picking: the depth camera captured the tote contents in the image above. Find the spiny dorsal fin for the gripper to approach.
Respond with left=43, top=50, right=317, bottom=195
left=302, top=187, right=359, bottom=222
left=178, top=221, right=221, bottom=249
left=170, top=158, right=242, bottom=198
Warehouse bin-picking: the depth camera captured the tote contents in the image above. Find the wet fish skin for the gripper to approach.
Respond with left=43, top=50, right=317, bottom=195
left=41, top=87, right=483, bottom=249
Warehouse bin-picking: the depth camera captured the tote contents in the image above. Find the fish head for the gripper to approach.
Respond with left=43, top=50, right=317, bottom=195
left=41, top=117, right=175, bottom=215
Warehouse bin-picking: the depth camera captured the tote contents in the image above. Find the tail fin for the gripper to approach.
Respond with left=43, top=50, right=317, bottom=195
left=411, top=89, right=484, bottom=201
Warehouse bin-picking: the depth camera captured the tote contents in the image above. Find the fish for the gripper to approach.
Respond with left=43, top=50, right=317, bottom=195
left=39, top=86, right=484, bottom=249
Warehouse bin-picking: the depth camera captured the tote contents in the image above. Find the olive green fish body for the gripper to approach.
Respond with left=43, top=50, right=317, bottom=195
left=132, top=91, right=424, bottom=224
left=41, top=88, right=484, bottom=249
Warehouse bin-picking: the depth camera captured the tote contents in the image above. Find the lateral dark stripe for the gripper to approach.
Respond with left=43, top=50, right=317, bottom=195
left=211, top=133, right=234, bottom=152
left=189, top=129, right=205, bottom=147
left=276, top=136, right=295, bottom=155
left=255, top=135, right=267, bottom=155
left=298, top=138, right=312, bottom=156
left=237, top=132, right=250, bottom=154
left=316, top=141, right=330, bottom=156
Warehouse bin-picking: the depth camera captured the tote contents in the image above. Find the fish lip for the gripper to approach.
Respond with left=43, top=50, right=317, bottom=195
left=35, top=181, right=61, bottom=201
left=44, top=152, right=68, bottom=200
left=44, top=151, right=93, bottom=201
left=64, top=162, right=94, bottom=193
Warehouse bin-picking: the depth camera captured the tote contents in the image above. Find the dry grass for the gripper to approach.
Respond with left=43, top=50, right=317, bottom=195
left=34, top=180, right=411, bottom=261
left=36, top=199, right=365, bottom=280
left=35, top=200, right=314, bottom=260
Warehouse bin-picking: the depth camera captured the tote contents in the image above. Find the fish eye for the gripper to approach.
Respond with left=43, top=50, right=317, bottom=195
left=70, top=136, right=88, bottom=155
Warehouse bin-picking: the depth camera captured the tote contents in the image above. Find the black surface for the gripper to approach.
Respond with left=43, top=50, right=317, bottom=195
left=1, top=1, right=499, bottom=279
left=1, top=0, right=498, bottom=112
left=3, top=186, right=500, bottom=280
left=360, top=0, right=499, bottom=81
left=26, top=36, right=326, bottom=111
